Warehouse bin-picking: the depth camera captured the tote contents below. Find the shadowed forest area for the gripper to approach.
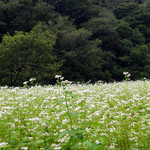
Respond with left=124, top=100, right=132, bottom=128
left=0, top=0, right=150, bottom=86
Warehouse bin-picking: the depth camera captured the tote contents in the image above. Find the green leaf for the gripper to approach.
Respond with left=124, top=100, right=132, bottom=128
left=68, top=129, right=79, bottom=136
left=89, top=144, right=97, bottom=150
left=83, top=141, right=92, bottom=147
left=68, top=112, right=80, bottom=117
left=58, top=130, right=69, bottom=139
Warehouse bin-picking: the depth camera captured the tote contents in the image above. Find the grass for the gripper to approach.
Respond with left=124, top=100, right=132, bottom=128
left=0, top=80, right=150, bottom=149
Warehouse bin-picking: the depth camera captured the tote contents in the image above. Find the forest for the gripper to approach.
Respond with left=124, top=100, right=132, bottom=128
left=0, top=0, right=150, bottom=86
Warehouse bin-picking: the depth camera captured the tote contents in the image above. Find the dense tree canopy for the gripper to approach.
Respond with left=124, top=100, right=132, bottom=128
left=0, top=0, right=150, bottom=86
left=0, top=24, right=62, bottom=86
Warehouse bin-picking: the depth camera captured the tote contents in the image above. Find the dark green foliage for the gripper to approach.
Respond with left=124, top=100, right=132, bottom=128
left=0, top=24, right=62, bottom=86
left=131, top=28, right=145, bottom=45
left=114, top=2, right=139, bottom=19
left=54, top=0, right=101, bottom=25
left=116, top=21, right=133, bottom=39
left=0, top=0, right=150, bottom=85
left=5, top=0, right=34, bottom=32
left=56, top=24, right=103, bottom=81
left=33, top=2, right=58, bottom=25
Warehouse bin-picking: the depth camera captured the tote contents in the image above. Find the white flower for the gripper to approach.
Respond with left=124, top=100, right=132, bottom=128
left=59, top=129, right=65, bottom=133
left=127, top=73, right=131, bottom=77
left=94, top=111, right=99, bottom=116
left=75, top=106, right=81, bottom=111
left=29, top=137, right=33, bottom=140
left=21, top=147, right=28, bottom=150
left=55, top=75, right=61, bottom=78
left=58, top=134, right=69, bottom=143
left=41, top=122, right=46, bottom=126
left=90, top=104, right=95, bottom=108
left=29, top=117, right=40, bottom=122
left=23, top=81, right=28, bottom=85
left=95, top=140, right=100, bottom=144
left=61, top=80, right=72, bottom=84
left=60, top=77, right=64, bottom=80
left=54, top=147, right=61, bottom=150
left=123, top=72, right=131, bottom=77
left=109, top=145, right=115, bottom=149
left=85, top=127, right=90, bottom=132
left=62, top=119, right=68, bottom=124
left=0, top=142, right=8, bottom=148
left=29, top=78, right=36, bottom=82
left=123, top=72, right=129, bottom=75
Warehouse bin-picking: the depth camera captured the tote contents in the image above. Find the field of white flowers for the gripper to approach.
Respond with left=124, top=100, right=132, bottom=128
left=0, top=80, right=150, bottom=150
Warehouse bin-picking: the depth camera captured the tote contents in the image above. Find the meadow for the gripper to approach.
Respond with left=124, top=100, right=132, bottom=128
left=0, top=79, right=150, bottom=150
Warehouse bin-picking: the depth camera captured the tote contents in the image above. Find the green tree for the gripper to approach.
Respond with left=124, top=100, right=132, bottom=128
left=0, top=0, right=7, bottom=40
left=57, top=27, right=102, bottom=82
left=33, top=2, right=59, bottom=26
left=131, top=28, right=145, bottom=45
left=142, top=0, right=150, bottom=10
left=102, top=0, right=136, bottom=9
left=116, top=20, right=133, bottom=39
left=55, top=0, right=100, bottom=25
left=114, top=2, right=138, bottom=19
left=130, top=44, right=150, bottom=79
left=45, top=16, right=103, bottom=82
left=0, top=24, right=62, bottom=86
left=3, top=0, right=35, bottom=34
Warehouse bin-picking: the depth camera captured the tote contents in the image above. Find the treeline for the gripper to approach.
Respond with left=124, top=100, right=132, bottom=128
left=0, top=0, right=150, bottom=86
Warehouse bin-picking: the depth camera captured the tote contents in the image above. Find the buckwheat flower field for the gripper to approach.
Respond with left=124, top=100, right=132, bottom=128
left=0, top=80, right=150, bottom=149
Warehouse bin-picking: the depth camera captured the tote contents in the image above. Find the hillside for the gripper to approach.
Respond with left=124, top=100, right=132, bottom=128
left=0, top=0, right=150, bottom=86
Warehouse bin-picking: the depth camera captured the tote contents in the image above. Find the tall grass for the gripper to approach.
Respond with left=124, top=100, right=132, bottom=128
left=0, top=80, right=150, bottom=149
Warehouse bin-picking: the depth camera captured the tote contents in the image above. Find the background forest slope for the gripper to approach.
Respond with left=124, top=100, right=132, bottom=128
left=0, top=0, right=150, bottom=86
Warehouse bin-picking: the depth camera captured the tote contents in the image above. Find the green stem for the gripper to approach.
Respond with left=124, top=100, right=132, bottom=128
left=65, top=92, right=73, bottom=130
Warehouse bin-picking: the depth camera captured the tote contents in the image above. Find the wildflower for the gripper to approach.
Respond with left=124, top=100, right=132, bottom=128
left=123, top=72, right=129, bottom=75
left=62, top=119, right=68, bottom=124
left=90, top=104, right=95, bottom=108
left=109, top=145, right=115, bottom=149
left=123, top=72, right=131, bottom=80
left=41, top=122, right=46, bottom=126
left=127, top=73, right=131, bottom=77
left=58, top=134, right=69, bottom=143
left=146, top=107, right=150, bottom=111
left=95, top=140, right=100, bottom=144
left=78, top=142, right=81, bottom=146
left=29, top=78, right=36, bottom=82
left=60, top=77, right=64, bottom=80
left=21, top=147, right=28, bottom=150
left=85, top=127, right=91, bottom=132
left=94, top=111, right=99, bottom=116
left=54, top=147, right=61, bottom=150
left=61, top=80, right=72, bottom=85
left=29, top=117, right=40, bottom=122
left=0, top=142, right=8, bottom=148
left=55, top=75, right=61, bottom=78
left=75, top=106, right=81, bottom=111
left=59, top=129, right=65, bottom=133
left=23, top=81, right=28, bottom=85
left=123, top=72, right=131, bottom=77
left=29, top=137, right=33, bottom=140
